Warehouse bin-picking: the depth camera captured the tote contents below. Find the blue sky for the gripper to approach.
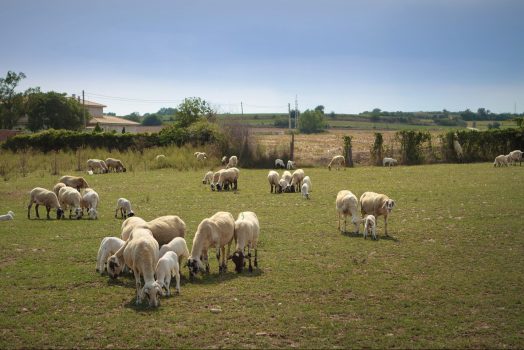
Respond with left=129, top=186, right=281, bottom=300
left=1, top=0, right=523, bottom=115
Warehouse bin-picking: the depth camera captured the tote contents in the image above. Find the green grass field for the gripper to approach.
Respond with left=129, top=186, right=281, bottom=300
left=0, top=163, right=523, bottom=348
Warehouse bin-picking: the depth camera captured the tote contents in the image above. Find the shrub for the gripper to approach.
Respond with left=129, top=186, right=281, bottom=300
left=395, top=130, right=431, bottom=165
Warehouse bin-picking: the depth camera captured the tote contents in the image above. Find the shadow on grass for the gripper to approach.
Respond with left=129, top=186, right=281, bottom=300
left=184, top=268, right=264, bottom=285
left=340, top=230, right=400, bottom=242
left=123, top=298, right=162, bottom=313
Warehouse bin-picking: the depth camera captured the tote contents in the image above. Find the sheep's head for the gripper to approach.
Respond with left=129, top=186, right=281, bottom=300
left=216, top=184, right=223, bottom=192
left=187, top=258, right=204, bottom=277
left=384, top=199, right=395, bottom=214
left=107, top=255, right=123, bottom=279
left=328, top=165, right=332, bottom=171
left=127, top=211, right=135, bottom=218
left=141, top=282, right=162, bottom=308
left=88, top=208, right=97, bottom=220
left=75, top=208, right=83, bottom=219
left=122, top=167, right=127, bottom=173
left=56, top=208, right=64, bottom=220
left=210, top=184, right=216, bottom=191
left=230, top=251, right=245, bottom=273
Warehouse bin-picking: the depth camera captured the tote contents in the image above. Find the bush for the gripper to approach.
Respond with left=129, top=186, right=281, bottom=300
left=395, top=130, right=431, bottom=165
left=299, top=109, right=327, bottom=134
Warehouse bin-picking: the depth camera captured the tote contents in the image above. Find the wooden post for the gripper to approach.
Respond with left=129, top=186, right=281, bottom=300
left=343, top=136, right=353, bottom=167
left=290, top=132, right=295, bottom=161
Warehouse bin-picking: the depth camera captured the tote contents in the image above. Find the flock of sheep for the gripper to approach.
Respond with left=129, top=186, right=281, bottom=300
left=493, top=150, right=523, bottom=167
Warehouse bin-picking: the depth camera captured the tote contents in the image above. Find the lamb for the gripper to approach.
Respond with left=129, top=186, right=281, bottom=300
left=81, top=188, right=100, bottom=219
left=155, top=251, right=181, bottom=296
left=147, top=215, right=186, bottom=246
left=202, top=170, right=214, bottom=184
left=86, top=159, right=108, bottom=174
left=216, top=167, right=239, bottom=191
left=221, top=156, right=228, bottom=165
left=336, top=190, right=360, bottom=234
left=303, top=176, right=312, bottom=192
left=301, top=182, right=310, bottom=199
left=210, top=169, right=226, bottom=191
left=0, top=211, right=14, bottom=221
left=27, top=187, right=64, bottom=220
left=105, top=157, right=127, bottom=172
left=363, top=214, right=377, bottom=240
left=328, top=155, right=345, bottom=171
left=58, top=186, right=83, bottom=219
left=230, top=211, right=260, bottom=273
left=267, top=170, right=280, bottom=193
left=52, top=182, right=66, bottom=198
left=493, top=154, right=509, bottom=167
left=281, top=170, right=293, bottom=192
left=115, top=198, right=134, bottom=219
left=226, top=155, right=238, bottom=168
left=359, top=191, right=395, bottom=236
left=508, top=150, right=523, bottom=166
left=58, top=175, right=90, bottom=191
left=121, top=216, right=148, bottom=241
left=286, top=160, right=295, bottom=170
left=290, top=169, right=305, bottom=192
left=275, top=158, right=285, bottom=169
left=383, top=157, right=398, bottom=167
left=96, top=237, right=125, bottom=274
left=159, top=237, right=190, bottom=266
left=187, top=211, right=235, bottom=278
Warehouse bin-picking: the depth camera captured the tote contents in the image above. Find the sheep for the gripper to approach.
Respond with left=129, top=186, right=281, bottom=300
left=493, top=154, right=509, bottom=167
left=221, top=156, right=228, bottom=165
left=202, top=170, right=214, bottom=184
left=155, top=251, right=181, bottom=296
left=359, top=191, right=396, bottom=236
left=328, top=155, right=345, bottom=171
left=278, top=179, right=289, bottom=193
left=196, top=152, right=207, bottom=161
left=159, top=237, right=190, bottom=266
left=58, top=175, right=89, bottom=191
left=268, top=170, right=280, bottom=193
left=301, top=182, right=310, bottom=200
left=115, top=198, right=134, bottom=219
left=216, top=167, right=239, bottom=191
left=147, top=215, right=186, bottom=246
left=96, top=237, right=125, bottom=274
left=86, top=159, right=108, bottom=174
left=363, top=214, right=377, bottom=240
left=27, top=187, right=64, bottom=220
left=155, top=154, right=166, bottom=161
left=81, top=188, right=99, bottom=219
left=453, top=136, right=463, bottom=161
left=383, top=157, right=398, bottom=167
left=291, top=169, right=305, bottom=192
left=210, top=169, right=226, bottom=191
left=508, top=150, right=523, bottom=166
left=105, top=157, right=127, bottom=172
left=58, top=186, right=83, bottom=219
left=336, top=190, right=360, bottom=234
left=230, top=211, right=260, bottom=273
left=187, top=211, right=235, bottom=278
left=122, top=227, right=162, bottom=307
left=52, top=182, right=66, bottom=198
left=286, top=160, right=295, bottom=170
left=275, top=158, right=285, bottom=168
left=281, top=170, right=293, bottom=192
left=121, top=216, right=148, bottom=241
left=226, top=155, right=238, bottom=168
left=0, top=211, right=14, bottom=221
left=303, top=175, right=312, bottom=192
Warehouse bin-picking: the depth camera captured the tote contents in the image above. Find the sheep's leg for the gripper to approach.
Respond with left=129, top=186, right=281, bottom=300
left=384, top=215, right=389, bottom=236
left=337, top=212, right=341, bottom=231
left=27, top=202, right=32, bottom=219
left=35, top=204, right=40, bottom=219
left=114, top=208, right=118, bottom=218
left=174, top=266, right=180, bottom=294
left=247, top=246, right=253, bottom=273
left=254, top=248, right=258, bottom=268
left=134, top=271, right=142, bottom=305
left=165, top=275, right=171, bottom=297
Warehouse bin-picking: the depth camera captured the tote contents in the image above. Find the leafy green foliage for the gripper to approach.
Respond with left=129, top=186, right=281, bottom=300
left=175, top=97, right=216, bottom=127
left=0, top=71, right=27, bottom=129
left=395, top=130, right=431, bottom=165
left=299, top=109, right=327, bottom=134
left=26, top=91, right=86, bottom=131
left=370, top=132, right=384, bottom=166
left=93, top=123, right=103, bottom=133
left=141, top=114, right=162, bottom=126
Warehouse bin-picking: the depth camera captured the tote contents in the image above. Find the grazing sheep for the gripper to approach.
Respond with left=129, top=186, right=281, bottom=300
left=221, top=156, right=228, bottom=165
left=508, top=150, right=523, bottom=166
left=105, top=158, right=127, bottom=172
left=383, top=157, right=398, bottom=167
left=159, top=237, right=190, bottom=266
left=336, top=190, right=360, bottom=234
left=328, top=155, right=345, bottom=171
left=210, top=169, right=226, bottom=191
left=155, top=154, right=166, bottom=161
left=196, top=152, right=207, bottom=161
left=115, top=198, right=134, bottom=219
left=121, top=216, right=148, bottom=241
left=81, top=188, right=100, bottom=219
left=0, top=211, right=14, bottom=221
left=275, top=159, right=285, bottom=169
left=301, top=182, right=310, bottom=200
left=216, top=167, right=239, bottom=191
left=147, top=215, right=186, bottom=246
left=453, top=137, right=463, bottom=161
left=286, top=160, right=295, bottom=170
left=58, top=186, right=83, bottom=219
left=281, top=171, right=293, bottom=192
left=52, top=182, right=66, bottom=198
left=267, top=170, right=280, bottom=193
left=278, top=179, right=289, bottom=193
left=363, top=215, right=377, bottom=240
left=27, top=187, right=64, bottom=220
left=155, top=251, right=181, bottom=296
left=226, top=155, right=238, bottom=168
left=202, top=170, right=214, bottom=184
left=359, top=191, right=395, bottom=236
left=291, top=169, right=305, bottom=192
left=58, top=175, right=89, bottom=191
left=87, top=159, right=108, bottom=174
left=230, top=211, right=260, bottom=273
left=493, top=154, right=509, bottom=167
left=187, top=211, right=235, bottom=278
left=303, top=176, right=312, bottom=192
left=96, top=237, right=125, bottom=274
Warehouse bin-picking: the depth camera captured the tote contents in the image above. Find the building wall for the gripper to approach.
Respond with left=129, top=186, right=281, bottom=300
left=86, top=106, right=104, bottom=117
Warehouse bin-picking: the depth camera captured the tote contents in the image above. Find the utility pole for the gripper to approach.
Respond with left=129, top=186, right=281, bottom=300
left=288, top=103, right=291, bottom=129
left=295, top=95, right=299, bottom=130
left=241, top=102, right=244, bottom=116
left=82, top=90, right=86, bottom=129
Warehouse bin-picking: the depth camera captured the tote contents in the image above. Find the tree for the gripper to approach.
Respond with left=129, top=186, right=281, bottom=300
left=93, top=122, right=103, bottom=133
left=299, top=109, right=327, bottom=134
left=142, top=114, right=162, bottom=126
left=314, top=105, right=325, bottom=114
left=123, top=112, right=141, bottom=123
left=175, top=97, right=215, bottom=127
left=26, top=91, right=86, bottom=131
left=0, top=71, right=26, bottom=129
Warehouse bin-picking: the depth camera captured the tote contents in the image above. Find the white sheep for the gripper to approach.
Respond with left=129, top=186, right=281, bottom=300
left=281, top=170, right=293, bottom=192
left=196, top=152, right=207, bottom=161
left=58, top=175, right=90, bottom=191
left=147, top=215, right=187, bottom=246
left=87, top=159, right=108, bottom=174
left=267, top=170, right=280, bottom=193
left=210, top=169, right=226, bottom=191
left=27, top=187, right=64, bottom=220
left=52, top=182, right=66, bottom=198
left=81, top=188, right=100, bottom=219
left=187, top=211, right=235, bottom=277
left=291, top=169, right=305, bottom=192
left=301, top=182, right=310, bottom=200
left=221, top=156, right=228, bottom=165
left=383, top=157, right=398, bottom=167
left=159, top=237, right=190, bottom=265
left=493, top=154, right=509, bottom=167
left=230, top=211, right=260, bottom=273
left=336, top=190, right=360, bottom=234
left=275, top=159, right=285, bottom=168
left=216, top=167, right=239, bottom=191
left=303, top=176, right=312, bottom=192
left=155, top=154, right=166, bottom=161
left=121, top=216, right=148, bottom=241
left=508, top=150, right=523, bottom=166
left=202, top=170, right=214, bottom=185
left=155, top=251, right=180, bottom=296
left=453, top=137, right=463, bottom=161
left=96, top=237, right=125, bottom=275
left=105, top=157, right=127, bottom=172
left=278, top=179, right=289, bottom=193
left=360, top=191, right=395, bottom=236
left=286, top=160, right=295, bottom=170
left=115, top=198, right=134, bottom=219
left=363, top=214, right=377, bottom=240
left=0, top=211, right=14, bottom=221
left=328, top=155, right=345, bottom=171
left=58, top=186, right=83, bottom=219
left=226, top=155, right=238, bottom=168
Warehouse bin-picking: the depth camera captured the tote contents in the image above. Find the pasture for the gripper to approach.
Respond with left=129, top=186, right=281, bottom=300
left=0, top=162, right=523, bottom=348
